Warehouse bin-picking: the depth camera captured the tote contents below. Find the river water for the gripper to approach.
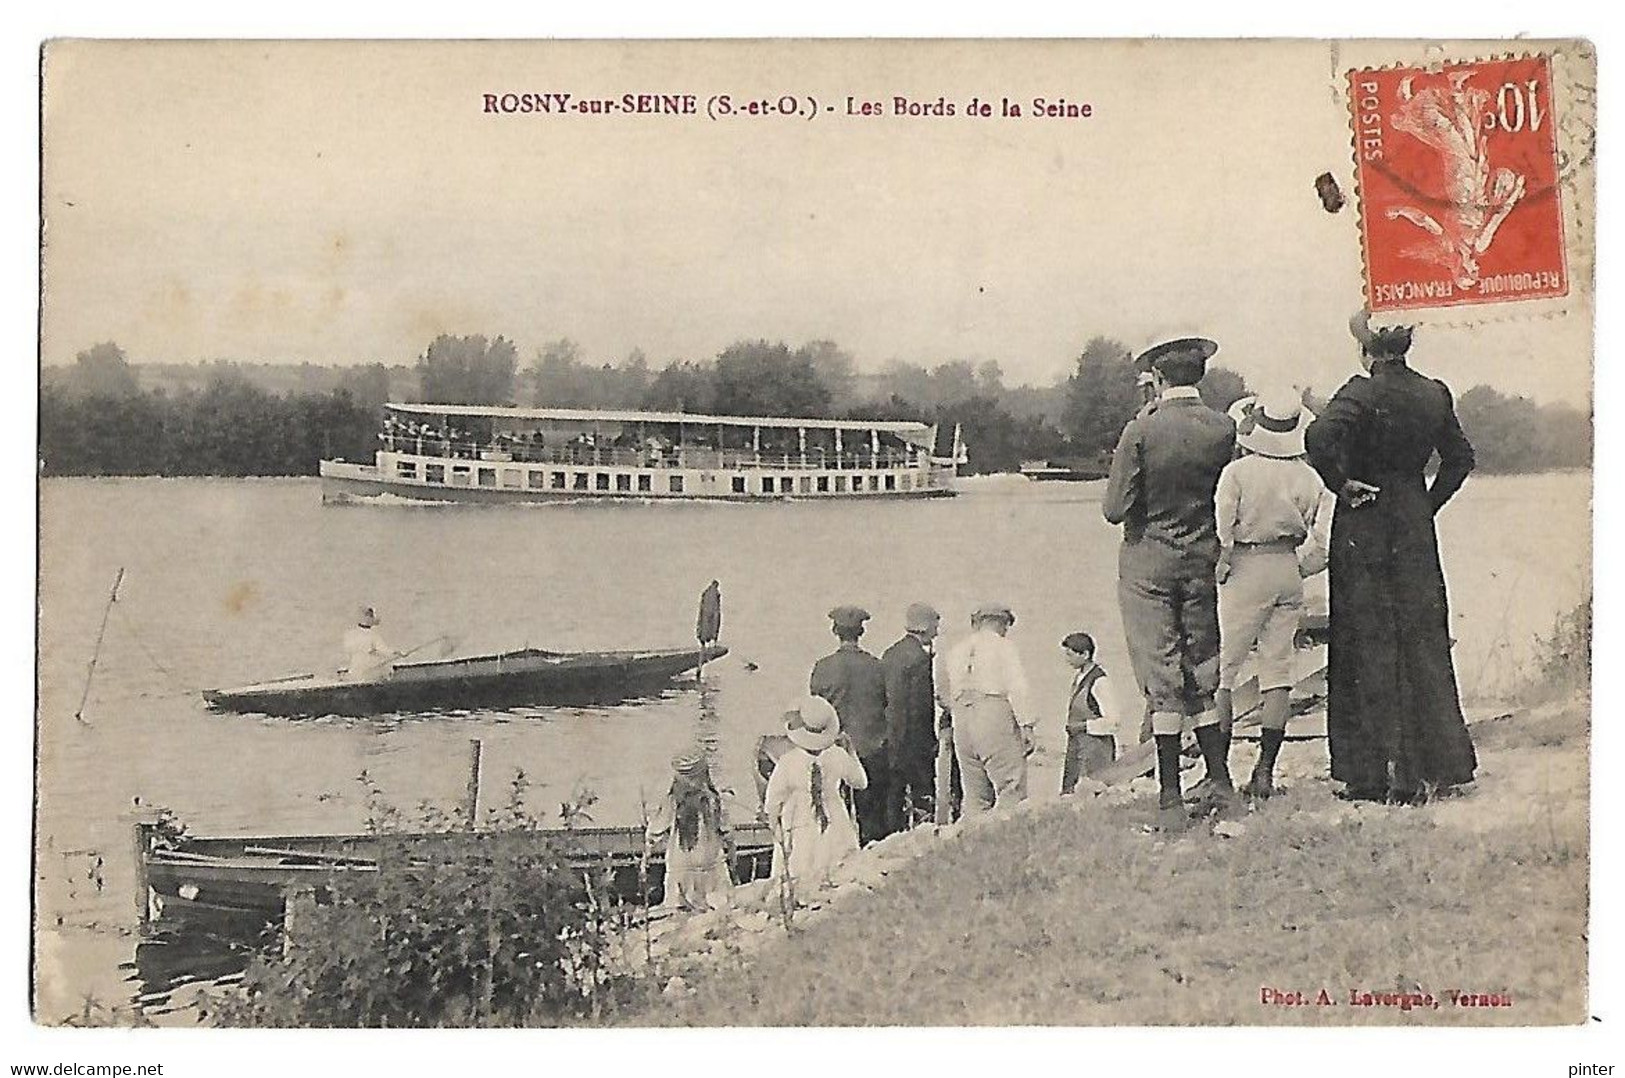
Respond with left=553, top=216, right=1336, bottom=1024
left=33, top=472, right=1591, bottom=1021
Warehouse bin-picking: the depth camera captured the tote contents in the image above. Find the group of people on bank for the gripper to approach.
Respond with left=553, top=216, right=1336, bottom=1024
left=1105, top=314, right=1478, bottom=826
left=647, top=311, right=1483, bottom=905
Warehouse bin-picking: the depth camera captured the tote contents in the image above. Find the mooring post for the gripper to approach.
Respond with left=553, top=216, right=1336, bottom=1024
left=934, top=718, right=954, bottom=826
left=464, top=738, right=484, bottom=830
left=283, top=887, right=317, bottom=957
left=131, top=816, right=152, bottom=924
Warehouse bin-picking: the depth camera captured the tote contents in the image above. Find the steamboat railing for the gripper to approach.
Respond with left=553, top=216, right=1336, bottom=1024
left=377, top=435, right=926, bottom=470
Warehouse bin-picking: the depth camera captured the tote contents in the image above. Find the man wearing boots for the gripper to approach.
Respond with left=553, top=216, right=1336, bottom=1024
left=1103, top=338, right=1237, bottom=826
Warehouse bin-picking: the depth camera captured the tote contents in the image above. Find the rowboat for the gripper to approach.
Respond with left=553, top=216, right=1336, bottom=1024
left=1018, top=456, right=1110, bottom=482
left=203, top=644, right=727, bottom=717
left=135, top=818, right=775, bottom=927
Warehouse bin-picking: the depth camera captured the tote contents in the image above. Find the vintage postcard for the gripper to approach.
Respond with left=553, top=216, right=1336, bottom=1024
left=34, top=38, right=1595, bottom=1035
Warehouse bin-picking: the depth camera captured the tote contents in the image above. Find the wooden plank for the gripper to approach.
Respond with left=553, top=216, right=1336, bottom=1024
left=240, top=845, right=377, bottom=865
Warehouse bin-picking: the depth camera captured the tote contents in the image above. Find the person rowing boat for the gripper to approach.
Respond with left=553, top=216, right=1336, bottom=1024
left=341, top=607, right=400, bottom=682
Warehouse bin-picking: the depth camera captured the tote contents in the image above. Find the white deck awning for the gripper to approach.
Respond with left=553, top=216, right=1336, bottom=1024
left=386, top=402, right=934, bottom=438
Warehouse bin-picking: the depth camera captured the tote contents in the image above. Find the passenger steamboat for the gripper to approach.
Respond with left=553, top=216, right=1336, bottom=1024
left=319, top=403, right=963, bottom=504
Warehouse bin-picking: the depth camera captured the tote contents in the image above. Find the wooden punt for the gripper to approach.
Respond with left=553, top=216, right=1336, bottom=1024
left=202, top=644, right=727, bottom=717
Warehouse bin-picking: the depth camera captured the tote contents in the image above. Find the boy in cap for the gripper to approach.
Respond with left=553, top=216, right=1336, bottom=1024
left=1215, top=387, right=1334, bottom=799
left=810, top=605, right=891, bottom=844
left=1059, top=632, right=1121, bottom=794
left=1103, top=338, right=1238, bottom=824
left=881, top=602, right=943, bottom=829
left=942, top=603, right=1034, bottom=813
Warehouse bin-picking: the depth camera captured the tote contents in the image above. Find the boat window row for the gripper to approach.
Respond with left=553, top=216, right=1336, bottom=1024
left=380, top=434, right=922, bottom=471
left=393, top=459, right=923, bottom=494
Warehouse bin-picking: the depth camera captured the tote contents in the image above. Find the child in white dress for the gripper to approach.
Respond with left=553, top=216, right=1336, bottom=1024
left=646, top=748, right=734, bottom=911
left=763, top=695, right=868, bottom=894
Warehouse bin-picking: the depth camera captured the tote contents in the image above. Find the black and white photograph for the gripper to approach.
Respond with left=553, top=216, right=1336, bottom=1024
left=29, top=32, right=1599, bottom=1058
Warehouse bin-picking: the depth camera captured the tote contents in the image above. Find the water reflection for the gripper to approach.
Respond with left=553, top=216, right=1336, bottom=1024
left=127, top=926, right=264, bottom=1018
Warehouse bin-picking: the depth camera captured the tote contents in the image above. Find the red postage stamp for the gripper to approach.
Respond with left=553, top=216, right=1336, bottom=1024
left=1349, top=56, right=1567, bottom=312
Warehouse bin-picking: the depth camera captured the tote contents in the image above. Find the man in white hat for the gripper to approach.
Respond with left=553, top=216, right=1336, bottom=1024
left=1214, top=386, right=1335, bottom=798
left=941, top=603, right=1034, bottom=813
left=341, top=606, right=398, bottom=682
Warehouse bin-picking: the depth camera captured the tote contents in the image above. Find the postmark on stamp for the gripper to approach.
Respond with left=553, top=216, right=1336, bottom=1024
left=1348, top=56, right=1567, bottom=313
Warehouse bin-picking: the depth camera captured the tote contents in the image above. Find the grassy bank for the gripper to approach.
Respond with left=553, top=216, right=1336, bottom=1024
left=618, top=695, right=1588, bottom=1026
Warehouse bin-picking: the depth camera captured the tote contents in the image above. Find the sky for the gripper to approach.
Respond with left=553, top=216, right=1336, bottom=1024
left=41, top=39, right=1595, bottom=405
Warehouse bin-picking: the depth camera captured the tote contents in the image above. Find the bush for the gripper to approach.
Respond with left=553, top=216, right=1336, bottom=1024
left=211, top=778, right=641, bottom=1027
left=1528, top=596, right=1591, bottom=700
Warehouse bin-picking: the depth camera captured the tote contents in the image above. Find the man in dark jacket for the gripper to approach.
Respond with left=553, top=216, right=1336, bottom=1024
left=810, top=605, right=890, bottom=844
left=696, top=580, right=722, bottom=647
left=881, top=602, right=942, bottom=831
left=1103, top=338, right=1237, bottom=824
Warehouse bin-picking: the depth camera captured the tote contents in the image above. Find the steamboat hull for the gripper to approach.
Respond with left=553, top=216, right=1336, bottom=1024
left=320, top=460, right=956, bottom=504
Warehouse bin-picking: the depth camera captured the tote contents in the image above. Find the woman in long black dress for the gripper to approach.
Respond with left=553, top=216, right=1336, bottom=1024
left=1303, top=314, right=1478, bottom=802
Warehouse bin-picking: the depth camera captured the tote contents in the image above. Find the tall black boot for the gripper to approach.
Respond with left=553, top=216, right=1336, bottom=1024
left=1193, top=724, right=1234, bottom=792
left=1243, top=727, right=1285, bottom=799
left=1155, top=734, right=1183, bottom=810
left=1213, top=690, right=1234, bottom=763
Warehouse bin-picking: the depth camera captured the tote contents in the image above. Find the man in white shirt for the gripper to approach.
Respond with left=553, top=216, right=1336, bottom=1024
left=342, top=607, right=398, bottom=682
left=941, top=603, right=1034, bottom=814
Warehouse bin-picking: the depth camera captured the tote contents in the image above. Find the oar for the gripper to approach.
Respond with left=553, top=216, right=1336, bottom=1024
left=393, top=635, right=457, bottom=662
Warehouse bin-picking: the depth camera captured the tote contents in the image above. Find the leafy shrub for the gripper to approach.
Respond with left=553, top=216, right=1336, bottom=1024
left=1528, top=597, right=1591, bottom=700
left=211, top=774, right=639, bottom=1027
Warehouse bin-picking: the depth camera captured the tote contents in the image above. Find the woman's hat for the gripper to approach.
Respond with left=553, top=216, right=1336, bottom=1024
left=1349, top=308, right=1413, bottom=358
left=1230, top=388, right=1314, bottom=459
left=670, top=747, right=708, bottom=776
left=785, top=694, right=841, bottom=752
left=357, top=606, right=380, bottom=628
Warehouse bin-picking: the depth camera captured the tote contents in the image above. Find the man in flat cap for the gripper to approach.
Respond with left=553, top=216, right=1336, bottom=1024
left=1103, top=338, right=1238, bottom=824
left=881, top=602, right=945, bottom=831
left=941, top=603, right=1035, bottom=814
left=810, top=605, right=891, bottom=844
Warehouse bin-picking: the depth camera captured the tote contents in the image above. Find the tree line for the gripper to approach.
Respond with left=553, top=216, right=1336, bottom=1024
left=39, top=337, right=1590, bottom=477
